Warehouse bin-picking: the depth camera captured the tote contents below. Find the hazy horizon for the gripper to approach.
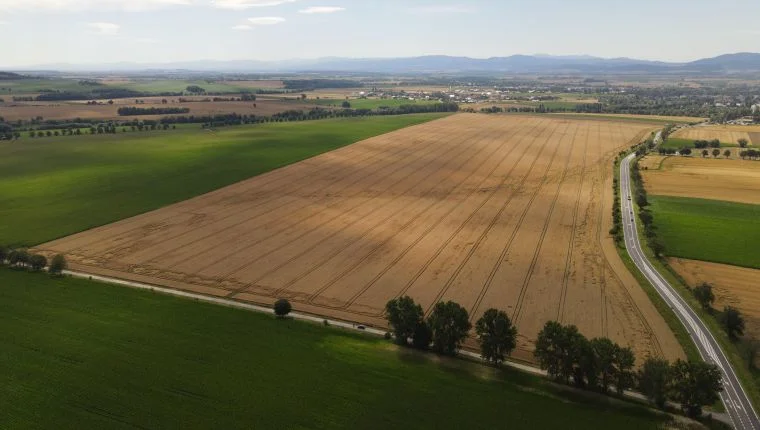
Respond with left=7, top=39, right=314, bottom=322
left=2, top=0, right=760, bottom=68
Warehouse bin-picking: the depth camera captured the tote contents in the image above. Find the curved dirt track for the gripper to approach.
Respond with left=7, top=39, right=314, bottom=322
left=38, top=113, right=683, bottom=362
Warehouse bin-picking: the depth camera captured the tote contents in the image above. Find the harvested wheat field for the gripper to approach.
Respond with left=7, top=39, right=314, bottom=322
left=670, top=258, right=760, bottom=341
left=672, top=124, right=760, bottom=144
left=37, top=114, right=682, bottom=362
left=641, top=156, right=760, bottom=204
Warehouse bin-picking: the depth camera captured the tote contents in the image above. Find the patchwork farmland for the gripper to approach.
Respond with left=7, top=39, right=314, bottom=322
left=37, top=114, right=682, bottom=362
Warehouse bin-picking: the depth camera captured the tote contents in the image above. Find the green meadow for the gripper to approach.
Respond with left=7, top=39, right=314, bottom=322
left=0, top=269, right=671, bottom=429
left=649, top=195, right=760, bottom=269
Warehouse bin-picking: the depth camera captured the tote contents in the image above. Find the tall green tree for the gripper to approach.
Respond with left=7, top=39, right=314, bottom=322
left=412, top=321, right=432, bottom=350
left=721, top=306, right=745, bottom=340
left=384, top=296, right=423, bottom=346
left=670, top=360, right=723, bottom=418
left=535, top=321, right=586, bottom=384
left=738, top=138, right=749, bottom=148
left=614, top=346, right=636, bottom=395
left=590, top=338, right=617, bottom=393
left=427, top=301, right=471, bottom=356
left=48, top=254, right=67, bottom=276
left=475, top=308, right=517, bottom=365
left=693, top=282, right=715, bottom=311
left=638, top=357, right=672, bottom=409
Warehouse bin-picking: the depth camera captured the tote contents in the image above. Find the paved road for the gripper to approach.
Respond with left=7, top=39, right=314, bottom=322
left=620, top=142, right=759, bottom=429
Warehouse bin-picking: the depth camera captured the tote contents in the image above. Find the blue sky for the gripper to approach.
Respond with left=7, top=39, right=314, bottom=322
left=0, top=0, right=759, bottom=67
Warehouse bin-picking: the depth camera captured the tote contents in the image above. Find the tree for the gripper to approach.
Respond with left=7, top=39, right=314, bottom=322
left=273, top=298, right=292, bottom=317
left=638, top=357, right=672, bottom=409
left=48, top=254, right=67, bottom=276
left=427, top=301, right=471, bottom=355
left=712, top=148, right=720, bottom=158
left=341, top=100, right=351, bottom=108
left=680, top=147, right=692, bottom=156
left=670, top=360, right=722, bottom=418
left=724, top=149, right=732, bottom=158
left=29, top=254, right=47, bottom=272
left=534, top=321, right=586, bottom=384
left=412, top=320, right=432, bottom=350
left=693, top=282, right=715, bottom=311
left=475, top=308, right=517, bottom=365
left=702, top=149, right=709, bottom=158
left=384, top=296, right=423, bottom=346
left=738, top=138, right=749, bottom=148
left=721, top=306, right=745, bottom=340
left=8, top=249, right=29, bottom=269
left=614, top=346, right=636, bottom=395
left=590, top=337, right=617, bottom=393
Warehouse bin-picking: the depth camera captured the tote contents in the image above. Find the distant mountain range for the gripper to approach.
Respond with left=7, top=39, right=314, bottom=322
left=13, top=53, right=760, bottom=75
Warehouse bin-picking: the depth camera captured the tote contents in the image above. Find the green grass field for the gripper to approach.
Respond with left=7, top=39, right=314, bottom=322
left=661, top=137, right=739, bottom=150
left=0, top=114, right=446, bottom=246
left=649, top=195, right=760, bottom=269
left=0, top=269, right=671, bottom=429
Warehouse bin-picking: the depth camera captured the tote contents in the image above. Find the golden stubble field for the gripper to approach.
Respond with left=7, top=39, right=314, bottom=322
left=641, top=156, right=760, bottom=205
left=37, top=114, right=683, bottom=362
left=671, top=258, right=760, bottom=344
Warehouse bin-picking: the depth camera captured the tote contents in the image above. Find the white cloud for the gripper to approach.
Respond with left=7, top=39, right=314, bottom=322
left=0, top=0, right=192, bottom=12
left=211, top=0, right=296, bottom=10
left=232, top=24, right=252, bottom=30
left=247, top=16, right=285, bottom=25
left=298, top=6, right=344, bottom=14
left=408, top=5, right=473, bottom=15
left=87, top=22, right=120, bottom=35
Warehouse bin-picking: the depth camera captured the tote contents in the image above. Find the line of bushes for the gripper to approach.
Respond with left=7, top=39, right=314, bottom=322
left=0, top=247, right=67, bottom=276
left=117, top=107, right=191, bottom=116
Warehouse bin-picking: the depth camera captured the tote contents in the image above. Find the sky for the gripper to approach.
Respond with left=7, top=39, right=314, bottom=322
left=0, top=0, right=759, bottom=68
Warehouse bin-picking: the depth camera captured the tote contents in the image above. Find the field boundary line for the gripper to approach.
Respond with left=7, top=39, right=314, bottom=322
left=60, top=116, right=451, bottom=255
left=158, top=126, right=462, bottom=273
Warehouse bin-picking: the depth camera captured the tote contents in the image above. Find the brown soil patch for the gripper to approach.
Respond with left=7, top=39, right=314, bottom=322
left=36, top=114, right=683, bottom=363
left=641, top=157, right=760, bottom=205
left=670, top=258, right=760, bottom=342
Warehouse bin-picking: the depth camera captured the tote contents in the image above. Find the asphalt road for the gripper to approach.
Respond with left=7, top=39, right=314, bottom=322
left=620, top=143, right=759, bottom=429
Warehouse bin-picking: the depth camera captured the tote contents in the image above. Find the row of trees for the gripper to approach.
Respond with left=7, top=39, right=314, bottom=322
left=739, top=149, right=760, bottom=160
left=693, top=139, right=721, bottom=149
left=384, top=296, right=517, bottom=364
left=117, top=107, right=191, bottom=116
left=535, top=321, right=722, bottom=418
left=0, top=247, right=67, bottom=276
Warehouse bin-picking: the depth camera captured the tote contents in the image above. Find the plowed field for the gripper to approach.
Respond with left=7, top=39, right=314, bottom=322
left=37, top=114, right=682, bottom=362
